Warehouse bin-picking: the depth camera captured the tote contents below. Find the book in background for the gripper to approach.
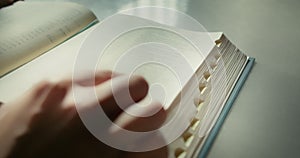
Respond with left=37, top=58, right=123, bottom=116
left=0, top=1, right=97, bottom=76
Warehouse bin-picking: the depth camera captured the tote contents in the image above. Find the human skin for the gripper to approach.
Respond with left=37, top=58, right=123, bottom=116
left=0, top=71, right=167, bottom=158
left=0, top=0, right=19, bottom=8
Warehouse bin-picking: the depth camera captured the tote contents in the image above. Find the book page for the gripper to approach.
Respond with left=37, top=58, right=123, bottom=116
left=0, top=14, right=222, bottom=103
left=85, top=14, right=222, bottom=109
left=0, top=14, right=222, bottom=107
left=0, top=1, right=97, bottom=76
left=0, top=23, right=96, bottom=103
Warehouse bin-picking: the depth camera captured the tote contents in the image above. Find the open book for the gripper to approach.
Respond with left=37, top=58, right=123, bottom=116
left=0, top=1, right=97, bottom=76
left=0, top=2, right=254, bottom=158
left=79, top=14, right=254, bottom=158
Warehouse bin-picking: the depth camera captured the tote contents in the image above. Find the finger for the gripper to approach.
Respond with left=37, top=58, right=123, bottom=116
left=124, top=146, right=168, bottom=158
left=1, top=81, right=69, bottom=158
left=26, top=81, right=53, bottom=106
left=95, top=75, right=149, bottom=120
left=39, top=82, right=68, bottom=111
left=0, top=0, right=15, bottom=8
left=0, top=81, right=52, bottom=133
left=0, top=81, right=51, bottom=158
left=73, top=70, right=121, bottom=86
left=117, top=128, right=168, bottom=158
left=48, top=106, right=122, bottom=158
left=113, top=102, right=166, bottom=132
left=27, top=81, right=69, bottom=134
left=53, top=70, right=119, bottom=107
left=20, top=82, right=69, bottom=145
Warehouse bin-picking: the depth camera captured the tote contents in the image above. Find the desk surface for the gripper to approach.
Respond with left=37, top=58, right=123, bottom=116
left=27, top=0, right=300, bottom=157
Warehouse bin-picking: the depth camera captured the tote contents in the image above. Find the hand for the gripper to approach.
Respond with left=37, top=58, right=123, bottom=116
left=0, top=71, right=167, bottom=158
left=0, top=0, right=19, bottom=8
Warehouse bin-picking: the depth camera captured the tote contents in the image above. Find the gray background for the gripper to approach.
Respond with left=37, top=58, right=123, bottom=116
left=27, top=0, right=300, bottom=157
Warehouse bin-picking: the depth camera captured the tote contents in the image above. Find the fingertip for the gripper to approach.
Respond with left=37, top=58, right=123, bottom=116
left=129, top=75, right=149, bottom=102
left=114, top=102, right=167, bottom=132
left=95, top=70, right=113, bottom=76
left=130, top=75, right=149, bottom=90
left=38, top=81, right=69, bottom=110
left=151, top=102, right=167, bottom=123
left=74, top=70, right=121, bottom=86
left=94, top=70, right=119, bottom=85
left=30, top=80, right=53, bottom=98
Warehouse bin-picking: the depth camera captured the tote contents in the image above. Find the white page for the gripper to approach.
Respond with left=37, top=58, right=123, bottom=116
left=0, top=14, right=222, bottom=106
left=0, top=23, right=95, bottom=102
left=0, top=1, right=96, bottom=76
left=86, top=14, right=222, bottom=109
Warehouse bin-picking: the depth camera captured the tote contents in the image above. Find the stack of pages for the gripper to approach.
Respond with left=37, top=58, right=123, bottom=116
left=165, top=34, right=252, bottom=158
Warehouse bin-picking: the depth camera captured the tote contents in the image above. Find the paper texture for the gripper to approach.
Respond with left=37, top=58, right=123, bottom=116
left=0, top=1, right=96, bottom=76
